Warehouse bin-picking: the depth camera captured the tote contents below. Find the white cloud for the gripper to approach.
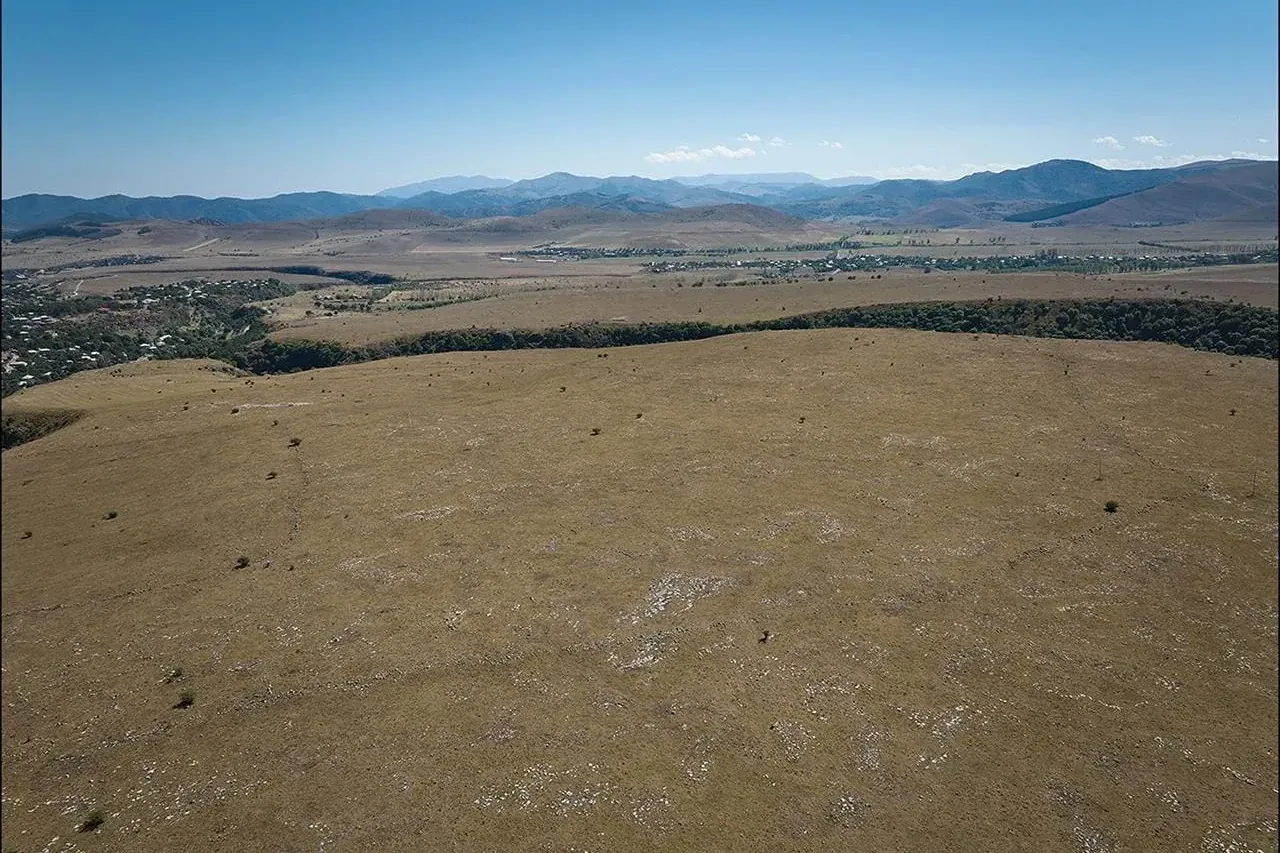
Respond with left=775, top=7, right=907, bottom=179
left=819, top=140, right=844, bottom=150
left=644, top=144, right=760, bottom=164
left=1132, top=135, right=1171, bottom=147
left=1092, top=136, right=1124, bottom=150
left=1258, top=138, right=1272, bottom=145
left=740, top=132, right=762, bottom=143
left=877, top=162, right=1026, bottom=180
left=1094, top=151, right=1278, bottom=170
left=769, top=136, right=787, bottom=147
left=644, top=146, right=701, bottom=164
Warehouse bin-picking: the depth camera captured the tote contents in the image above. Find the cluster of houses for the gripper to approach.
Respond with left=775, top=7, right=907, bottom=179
left=2, top=276, right=285, bottom=395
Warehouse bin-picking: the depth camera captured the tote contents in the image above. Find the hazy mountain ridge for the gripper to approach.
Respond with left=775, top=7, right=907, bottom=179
left=376, top=175, right=514, bottom=197
left=773, top=159, right=1268, bottom=221
left=1052, top=161, right=1279, bottom=226
left=2, top=191, right=403, bottom=232
left=5, top=159, right=1273, bottom=232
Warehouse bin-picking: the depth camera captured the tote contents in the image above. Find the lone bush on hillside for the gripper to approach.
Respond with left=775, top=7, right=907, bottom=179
left=76, top=808, right=105, bottom=833
left=1104, top=500, right=1120, bottom=513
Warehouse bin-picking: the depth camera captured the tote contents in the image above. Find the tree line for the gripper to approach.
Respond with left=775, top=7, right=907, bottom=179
left=238, top=299, right=1279, bottom=375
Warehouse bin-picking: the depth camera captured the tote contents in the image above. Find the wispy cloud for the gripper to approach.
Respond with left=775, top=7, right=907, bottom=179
left=769, top=136, right=787, bottom=147
left=1258, top=138, right=1272, bottom=145
left=644, top=144, right=760, bottom=164
left=1092, top=136, right=1124, bottom=150
left=739, top=132, right=762, bottom=143
left=819, top=140, right=844, bottom=150
left=1132, top=135, right=1171, bottom=147
left=1094, top=151, right=1278, bottom=170
left=877, top=162, right=1026, bottom=180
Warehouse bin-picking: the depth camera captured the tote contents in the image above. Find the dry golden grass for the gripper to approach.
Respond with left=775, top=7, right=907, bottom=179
left=2, top=330, right=1276, bottom=852
left=267, top=266, right=1279, bottom=346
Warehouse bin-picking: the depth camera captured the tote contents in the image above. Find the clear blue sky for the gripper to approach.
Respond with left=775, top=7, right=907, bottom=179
left=2, top=0, right=1276, bottom=198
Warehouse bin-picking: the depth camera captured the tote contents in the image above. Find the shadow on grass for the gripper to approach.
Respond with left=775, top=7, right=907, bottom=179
left=1, top=408, right=86, bottom=451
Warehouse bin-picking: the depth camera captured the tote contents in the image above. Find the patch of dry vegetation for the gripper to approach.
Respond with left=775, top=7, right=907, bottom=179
left=2, top=330, right=1276, bottom=851
left=266, top=267, right=1278, bottom=346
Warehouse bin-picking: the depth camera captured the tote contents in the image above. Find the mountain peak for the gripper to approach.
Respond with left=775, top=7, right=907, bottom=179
left=377, top=175, right=513, bottom=198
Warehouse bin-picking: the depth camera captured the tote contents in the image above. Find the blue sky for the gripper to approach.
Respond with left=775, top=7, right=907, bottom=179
left=2, top=0, right=1276, bottom=198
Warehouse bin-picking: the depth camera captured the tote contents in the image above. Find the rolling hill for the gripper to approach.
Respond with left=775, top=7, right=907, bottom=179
left=773, top=159, right=1265, bottom=222
left=1, top=191, right=402, bottom=233
left=2, top=330, right=1276, bottom=852
left=1053, top=161, right=1279, bottom=226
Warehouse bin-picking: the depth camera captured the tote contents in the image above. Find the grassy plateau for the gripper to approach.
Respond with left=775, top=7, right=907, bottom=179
left=2, top=328, right=1276, bottom=852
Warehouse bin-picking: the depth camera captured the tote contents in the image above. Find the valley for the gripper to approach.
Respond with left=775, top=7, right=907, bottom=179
left=3, top=158, right=1277, bottom=853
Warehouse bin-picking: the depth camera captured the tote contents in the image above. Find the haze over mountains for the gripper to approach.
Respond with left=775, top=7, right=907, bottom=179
left=377, top=175, right=515, bottom=197
left=327, top=172, right=880, bottom=200
left=4, top=159, right=1275, bottom=235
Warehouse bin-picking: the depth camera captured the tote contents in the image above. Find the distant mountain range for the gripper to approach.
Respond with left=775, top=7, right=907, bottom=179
left=1051, top=161, right=1278, bottom=227
left=4, top=159, right=1275, bottom=234
left=372, top=172, right=879, bottom=199
left=376, top=175, right=514, bottom=197
left=669, top=172, right=879, bottom=196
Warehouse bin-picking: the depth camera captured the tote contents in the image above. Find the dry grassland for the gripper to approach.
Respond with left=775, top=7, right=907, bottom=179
left=7, top=217, right=1274, bottom=300
left=268, top=266, right=1280, bottom=347
left=2, top=329, right=1276, bottom=852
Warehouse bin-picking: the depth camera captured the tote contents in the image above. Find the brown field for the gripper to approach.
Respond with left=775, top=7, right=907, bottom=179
left=2, top=329, right=1277, bottom=852
left=266, top=265, right=1280, bottom=347
left=5, top=216, right=1275, bottom=301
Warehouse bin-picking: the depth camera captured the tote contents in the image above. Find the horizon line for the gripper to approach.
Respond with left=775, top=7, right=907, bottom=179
left=3, top=156, right=1272, bottom=202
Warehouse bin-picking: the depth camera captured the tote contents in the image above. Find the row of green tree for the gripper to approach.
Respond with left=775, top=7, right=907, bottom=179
left=238, top=299, right=1279, bottom=375
left=222, top=265, right=396, bottom=285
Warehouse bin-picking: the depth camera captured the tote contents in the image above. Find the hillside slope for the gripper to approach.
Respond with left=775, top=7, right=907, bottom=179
left=1057, top=161, right=1280, bottom=226
left=774, top=159, right=1262, bottom=221
left=2, top=332, right=1276, bottom=852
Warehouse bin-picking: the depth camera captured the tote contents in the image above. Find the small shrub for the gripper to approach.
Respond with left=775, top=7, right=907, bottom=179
left=1104, top=501, right=1120, bottom=513
left=76, top=808, right=105, bottom=833
left=231, top=407, right=240, bottom=414
left=288, top=437, right=302, bottom=447
left=104, top=511, right=118, bottom=520
left=21, top=530, right=32, bottom=539
left=234, top=555, right=250, bottom=569
left=172, top=690, right=195, bottom=709
left=590, top=427, right=602, bottom=436
left=266, top=471, right=278, bottom=480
